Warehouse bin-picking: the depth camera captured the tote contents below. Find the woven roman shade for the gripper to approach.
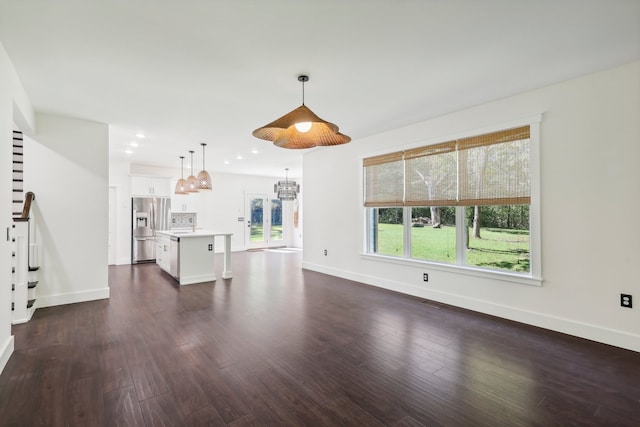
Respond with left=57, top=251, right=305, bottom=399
left=363, top=152, right=404, bottom=207
left=457, top=126, right=530, bottom=206
left=363, top=125, right=531, bottom=207
left=405, top=141, right=457, bottom=206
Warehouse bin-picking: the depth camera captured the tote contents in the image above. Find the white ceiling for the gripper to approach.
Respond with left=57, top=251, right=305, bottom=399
left=1, top=1, right=639, bottom=179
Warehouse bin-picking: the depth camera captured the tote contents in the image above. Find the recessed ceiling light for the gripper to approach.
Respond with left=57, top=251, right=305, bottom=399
left=236, top=155, right=243, bottom=160
left=129, top=141, right=139, bottom=147
left=125, top=149, right=133, bottom=155
left=251, top=149, right=258, bottom=154
left=223, top=160, right=230, bottom=165
left=135, top=133, right=145, bottom=139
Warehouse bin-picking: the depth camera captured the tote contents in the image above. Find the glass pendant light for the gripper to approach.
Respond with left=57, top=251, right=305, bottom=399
left=174, top=156, right=188, bottom=195
left=186, top=150, right=199, bottom=192
left=197, top=143, right=212, bottom=190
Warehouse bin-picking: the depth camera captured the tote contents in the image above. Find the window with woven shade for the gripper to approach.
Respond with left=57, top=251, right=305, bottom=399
left=362, top=121, right=539, bottom=282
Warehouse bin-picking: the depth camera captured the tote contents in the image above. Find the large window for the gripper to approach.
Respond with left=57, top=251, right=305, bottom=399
left=364, top=124, right=538, bottom=279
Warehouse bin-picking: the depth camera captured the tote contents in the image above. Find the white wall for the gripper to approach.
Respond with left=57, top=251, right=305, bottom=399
left=24, top=113, right=110, bottom=307
left=0, top=41, right=35, bottom=374
left=286, top=193, right=303, bottom=248
left=302, top=61, right=640, bottom=352
left=109, top=160, right=132, bottom=265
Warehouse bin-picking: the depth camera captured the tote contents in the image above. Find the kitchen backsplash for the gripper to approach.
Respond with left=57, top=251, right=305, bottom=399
left=171, top=212, right=197, bottom=229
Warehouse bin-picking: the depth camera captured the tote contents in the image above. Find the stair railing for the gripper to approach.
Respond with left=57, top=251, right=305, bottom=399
left=15, top=191, right=35, bottom=222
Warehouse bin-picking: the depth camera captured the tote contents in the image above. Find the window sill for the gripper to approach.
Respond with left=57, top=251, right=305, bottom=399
left=360, top=253, right=543, bottom=287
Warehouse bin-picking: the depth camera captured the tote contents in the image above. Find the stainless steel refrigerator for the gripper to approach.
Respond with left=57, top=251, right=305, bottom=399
left=131, top=197, right=171, bottom=264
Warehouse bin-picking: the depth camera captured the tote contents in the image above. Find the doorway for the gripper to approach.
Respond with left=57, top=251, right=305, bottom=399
left=246, top=194, right=284, bottom=249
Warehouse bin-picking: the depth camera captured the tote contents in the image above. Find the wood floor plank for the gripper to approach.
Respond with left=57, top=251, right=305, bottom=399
left=182, top=405, right=227, bottom=426
left=192, top=364, right=253, bottom=424
left=96, top=337, right=134, bottom=393
left=1, top=251, right=639, bottom=426
left=393, top=416, right=427, bottom=427
left=139, top=392, right=185, bottom=426
left=103, top=385, right=146, bottom=427
left=162, top=367, right=213, bottom=420
left=66, top=375, right=105, bottom=427
left=218, top=361, right=317, bottom=426
left=129, top=358, right=171, bottom=402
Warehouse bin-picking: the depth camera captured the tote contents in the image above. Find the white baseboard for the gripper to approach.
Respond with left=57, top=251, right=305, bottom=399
left=37, top=287, right=110, bottom=308
left=0, top=335, right=14, bottom=376
left=302, top=261, right=640, bottom=353
left=180, top=273, right=216, bottom=285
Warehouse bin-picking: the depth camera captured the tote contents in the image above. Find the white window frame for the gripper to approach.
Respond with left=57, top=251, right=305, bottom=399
left=360, top=115, right=542, bottom=287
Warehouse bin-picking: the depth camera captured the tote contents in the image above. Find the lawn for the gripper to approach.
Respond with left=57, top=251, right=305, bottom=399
left=250, top=224, right=283, bottom=242
left=377, top=223, right=529, bottom=272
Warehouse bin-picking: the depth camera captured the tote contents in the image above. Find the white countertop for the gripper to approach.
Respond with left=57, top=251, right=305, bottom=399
left=156, top=229, right=233, bottom=238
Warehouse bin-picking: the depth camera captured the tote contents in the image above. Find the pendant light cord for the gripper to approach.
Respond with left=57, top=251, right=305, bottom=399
left=298, top=75, right=309, bottom=106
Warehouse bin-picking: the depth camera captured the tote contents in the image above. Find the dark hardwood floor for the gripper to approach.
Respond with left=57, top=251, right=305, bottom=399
left=1, top=250, right=639, bottom=426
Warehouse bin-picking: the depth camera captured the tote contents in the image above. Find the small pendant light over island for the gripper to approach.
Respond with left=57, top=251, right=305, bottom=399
left=186, top=150, right=199, bottom=193
left=197, top=142, right=212, bottom=190
left=174, top=156, right=188, bottom=195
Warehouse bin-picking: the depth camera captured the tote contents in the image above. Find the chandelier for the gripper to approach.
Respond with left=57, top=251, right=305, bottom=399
left=274, top=168, right=300, bottom=201
left=252, top=75, right=350, bottom=149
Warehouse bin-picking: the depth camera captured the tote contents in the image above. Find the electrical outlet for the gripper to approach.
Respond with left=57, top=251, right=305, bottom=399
left=324, top=249, right=327, bottom=256
left=423, top=273, right=428, bottom=282
left=621, top=294, right=632, bottom=308
left=208, top=244, right=213, bottom=251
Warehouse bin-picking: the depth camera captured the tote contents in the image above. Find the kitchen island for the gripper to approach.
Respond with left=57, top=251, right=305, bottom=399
left=155, top=230, right=233, bottom=285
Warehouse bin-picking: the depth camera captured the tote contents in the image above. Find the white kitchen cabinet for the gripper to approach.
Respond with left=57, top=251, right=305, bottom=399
left=131, top=176, right=171, bottom=197
left=155, top=233, right=171, bottom=273
left=155, top=230, right=233, bottom=285
left=170, top=184, right=200, bottom=212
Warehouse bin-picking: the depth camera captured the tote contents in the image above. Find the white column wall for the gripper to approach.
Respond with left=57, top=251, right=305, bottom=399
left=109, top=160, right=132, bottom=265
left=302, top=61, right=640, bottom=352
left=24, top=113, right=110, bottom=307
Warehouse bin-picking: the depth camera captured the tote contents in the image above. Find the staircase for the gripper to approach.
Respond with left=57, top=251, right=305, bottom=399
left=12, top=130, right=23, bottom=217
left=11, top=130, right=40, bottom=324
left=12, top=192, right=39, bottom=323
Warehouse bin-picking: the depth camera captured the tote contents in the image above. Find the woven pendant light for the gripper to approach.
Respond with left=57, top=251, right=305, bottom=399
left=252, top=75, right=350, bottom=149
left=186, top=150, right=199, bottom=192
left=197, top=143, right=212, bottom=190
left=174, top=156, right=188, bottom=195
